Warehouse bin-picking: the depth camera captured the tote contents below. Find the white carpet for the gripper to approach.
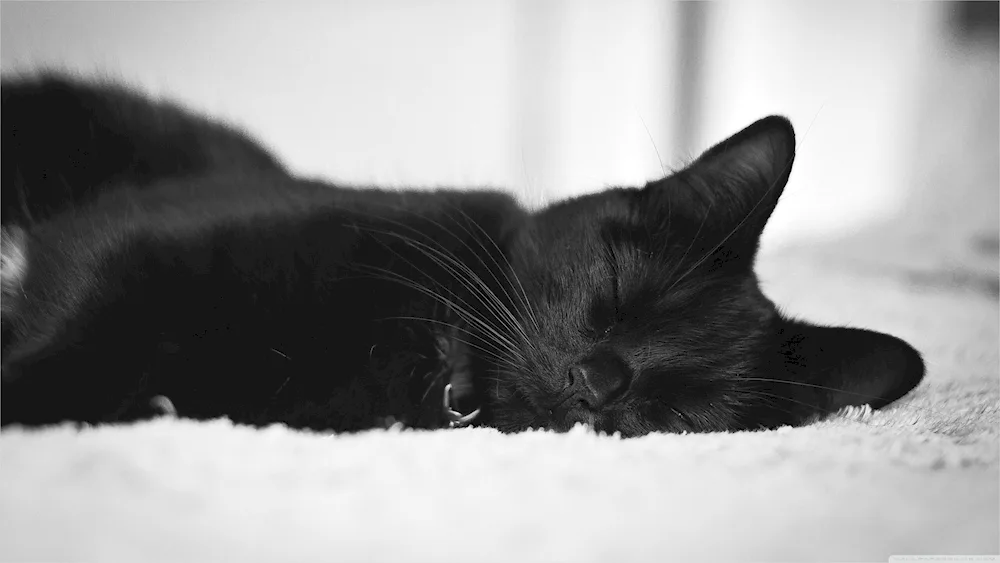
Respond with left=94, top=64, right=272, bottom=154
left=1, top=228, right=997, bottom=562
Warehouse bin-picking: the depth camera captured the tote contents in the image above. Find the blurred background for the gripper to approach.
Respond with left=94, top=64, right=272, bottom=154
left=1, top=0, right=997, bottom=255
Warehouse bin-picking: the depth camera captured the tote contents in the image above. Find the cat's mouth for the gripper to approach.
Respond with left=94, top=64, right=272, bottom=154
left=547, top=385, right=603, bottom=430
left=491, top=378, right=610, bottom=432
left=561, top=404, right=597, bottom=429
left=547, top=394, right=604, bottom=431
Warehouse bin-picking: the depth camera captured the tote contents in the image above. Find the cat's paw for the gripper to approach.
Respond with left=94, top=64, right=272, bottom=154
left=0, top=225, right=28, bottom=315
left=1, top=222, right=90, bottom=383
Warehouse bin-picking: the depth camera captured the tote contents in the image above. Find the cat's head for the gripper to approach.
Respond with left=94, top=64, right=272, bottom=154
left=480, top=116, right=924, bottom=436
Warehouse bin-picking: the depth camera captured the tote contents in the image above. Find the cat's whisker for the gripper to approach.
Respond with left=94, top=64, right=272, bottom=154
left=362, top=275, right=524, bottom=370
left=391, top=231, right=531, bottom=346
left=441, top=202, right=540, bottom=332
left=347, top=208, right=531, bottom=347
left=328, top=200, right=541, bottom=383
left=353, top=227, right=510, bottom=342
left=382, top=315, right=525, bottom=369
left=358, top=261, right=496, bottom=343
left=393, top=199, right=532, bottom=330
left=411, top=206, right=539, bottom=342
left=419, top=368, right=441, bottom=404
left=739, top=376, right=894, bottom=401
left=374, top=230, right=530, bottom=350
left=347, top=198, right=535, bottom=336
left=736, top=389, right=883, bottom=426
left=738, top=377, right=944, bottom=418
left=382, top=314, right=517, bottom=357
left=636, top=111, right=666, bottom=176
left=729, top=389, right=821, bottom=419
left=358, top=262, right=522, bottom=359
left=362, top=224, right=528, bottom=348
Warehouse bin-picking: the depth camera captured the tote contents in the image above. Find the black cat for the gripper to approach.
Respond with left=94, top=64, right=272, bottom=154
left=0, top=74, right=924, bottom=436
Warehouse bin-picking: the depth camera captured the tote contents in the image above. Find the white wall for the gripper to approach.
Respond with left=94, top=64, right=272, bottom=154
left=512, top=0, right=679, bottom=205
left=1, top=1, right=953, bottom=249
left=694, top=1, right=946, bottom=251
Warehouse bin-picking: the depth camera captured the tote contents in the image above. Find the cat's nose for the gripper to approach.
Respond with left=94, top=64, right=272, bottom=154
left=566, top=357, right=627, bottom=409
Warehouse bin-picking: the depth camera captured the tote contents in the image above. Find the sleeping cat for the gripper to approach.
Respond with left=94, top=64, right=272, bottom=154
left=0, top=74, right=925, bottom=436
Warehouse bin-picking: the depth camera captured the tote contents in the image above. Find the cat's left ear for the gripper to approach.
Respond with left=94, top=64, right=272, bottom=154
left=641, top=116, right=796, bottom=262
left=775, top=320, right=925, bottom=417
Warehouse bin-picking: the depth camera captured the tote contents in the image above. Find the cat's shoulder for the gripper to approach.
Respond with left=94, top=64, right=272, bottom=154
left=1, top=72, right=287, bottom=226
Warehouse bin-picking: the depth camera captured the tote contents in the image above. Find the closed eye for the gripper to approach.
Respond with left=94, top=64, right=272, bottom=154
left=578, top=324, right=612, bottom=340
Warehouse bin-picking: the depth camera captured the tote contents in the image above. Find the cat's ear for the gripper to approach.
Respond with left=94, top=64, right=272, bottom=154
left=640, top=116, right=795, bottom=261
left=775, top=321, right=925, bottom=417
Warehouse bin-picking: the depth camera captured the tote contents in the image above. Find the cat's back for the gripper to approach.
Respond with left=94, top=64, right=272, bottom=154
left=1, top=73, right=287, bottom=225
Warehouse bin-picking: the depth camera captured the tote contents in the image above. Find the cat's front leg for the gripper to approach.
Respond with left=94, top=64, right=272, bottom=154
left=1, top=222, right=161, bottom=426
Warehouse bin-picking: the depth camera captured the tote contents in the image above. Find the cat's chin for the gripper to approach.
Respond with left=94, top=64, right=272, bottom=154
left=489, top=387, right=622, bottom=434
left=561, top=405, right=597, bottom=429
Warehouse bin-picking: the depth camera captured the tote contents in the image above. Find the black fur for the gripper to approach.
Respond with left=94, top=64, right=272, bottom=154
left=0, top=74, right=925, bottom=436
left=2, top=74, right=286, bottom=226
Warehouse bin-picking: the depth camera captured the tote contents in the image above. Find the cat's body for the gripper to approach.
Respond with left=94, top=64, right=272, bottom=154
left=2, top=75, right=285, bottom=227
left=0, top=74, right=925, bottom=436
